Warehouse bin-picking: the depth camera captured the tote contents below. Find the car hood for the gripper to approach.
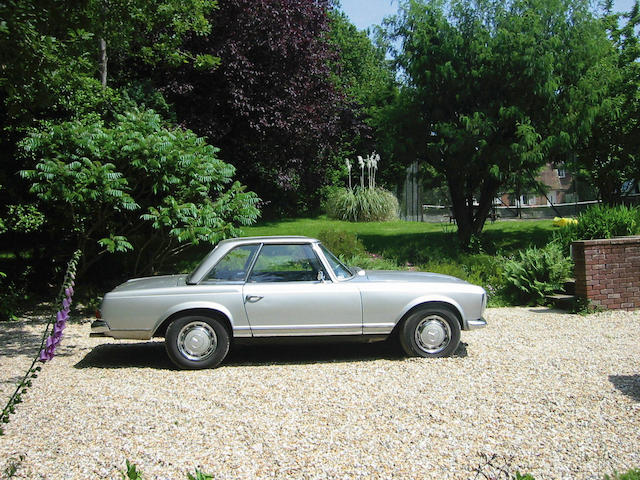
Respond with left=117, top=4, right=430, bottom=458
left=112, top=274, right=186, bottom=292
left=356, top=270, right=467, bottom=284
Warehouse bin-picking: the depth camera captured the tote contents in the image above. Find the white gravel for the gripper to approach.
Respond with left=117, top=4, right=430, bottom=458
left=1, top=307, right=639, bottom=480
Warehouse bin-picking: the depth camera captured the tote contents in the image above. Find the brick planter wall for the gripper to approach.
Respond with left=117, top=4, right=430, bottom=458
left=572, top=236, right=640, bottom=310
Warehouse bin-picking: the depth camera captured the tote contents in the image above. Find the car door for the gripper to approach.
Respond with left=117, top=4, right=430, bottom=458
left=243, top=243, right=362, bottom=336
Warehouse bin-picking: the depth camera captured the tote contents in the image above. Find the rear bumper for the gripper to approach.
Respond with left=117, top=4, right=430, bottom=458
left=467, top=317, right=487, bottom=330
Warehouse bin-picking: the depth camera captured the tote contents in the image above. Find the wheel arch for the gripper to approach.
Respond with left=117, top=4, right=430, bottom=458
left=153, top=304, right=233, bottom=338
left=391, top=299, right=464, bottom=336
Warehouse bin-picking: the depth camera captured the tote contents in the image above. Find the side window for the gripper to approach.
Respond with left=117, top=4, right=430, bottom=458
left=204, top=245, right=258, bottom=282
left=248, top=244, right=326, bottom=283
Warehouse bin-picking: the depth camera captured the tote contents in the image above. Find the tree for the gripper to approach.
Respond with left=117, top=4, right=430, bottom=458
left=85, top=0, right=219, bottom=88
left=572, top=1, right=640, bottom=204
left=389, top=0, right=612, bottom=245
left=326, top=10, right=407, bottom=187
left=19, top=109, right=259, bottom=276
left=143, top=0, right=347, bottom=215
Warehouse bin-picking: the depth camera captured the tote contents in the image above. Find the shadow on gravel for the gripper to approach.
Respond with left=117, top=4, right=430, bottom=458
left=74, top=340, right=468, bottom=370
left=609, top=374, right=640, bottom=402
left=0, top=323, right=43, bottom=358
left=74, top=342, right=176, bottom=370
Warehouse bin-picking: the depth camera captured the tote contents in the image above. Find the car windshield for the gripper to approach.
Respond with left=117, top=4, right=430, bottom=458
left=319, top=244, right=353, bottom=280
left=186, top=244, right=220, bottom=284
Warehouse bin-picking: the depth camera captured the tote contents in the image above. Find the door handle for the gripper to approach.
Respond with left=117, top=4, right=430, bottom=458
left=245, top=295, right=264, bottom=303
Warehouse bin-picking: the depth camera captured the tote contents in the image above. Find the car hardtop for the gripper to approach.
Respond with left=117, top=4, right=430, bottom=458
left=218, top=235, right=320, bottom=246
left=187, top=236, right=324, bottom=284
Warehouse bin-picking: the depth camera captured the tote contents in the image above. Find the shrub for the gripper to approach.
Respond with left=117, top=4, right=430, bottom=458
left=19, top=109, right=260, bottom=277
left=317, top=230, right=366, bottom=258
left=553, top=205, right=640, bottom=255
left=347, top=253, right=402, bottom=270
left=325, top=187, right=398, bottom=222
left=605, top=469, right=640, bottom=480
left=503, top=243, right=572, bottom=305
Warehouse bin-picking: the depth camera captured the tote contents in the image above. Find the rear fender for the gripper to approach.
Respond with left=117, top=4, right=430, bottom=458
left=152, top=301, right=235, bottom=336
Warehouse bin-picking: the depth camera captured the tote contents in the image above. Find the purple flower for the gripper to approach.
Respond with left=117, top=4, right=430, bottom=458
left=62, top=297, right=70, bottom=310
left=38, top=348, right=52, bottom=362
left=38, top=336, right=57, bottom=362
left=53, top=321, right=65, bottom=339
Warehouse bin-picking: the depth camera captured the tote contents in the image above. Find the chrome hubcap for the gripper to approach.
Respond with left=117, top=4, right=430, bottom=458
left=415, top=315, right=451, bottom=354
left=177, top=322, right=217, bottom=361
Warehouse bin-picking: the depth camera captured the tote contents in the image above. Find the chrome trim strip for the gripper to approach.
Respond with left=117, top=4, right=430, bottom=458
left=467, top=318, right=487, bottom=330
left=250, top=324, right=361, bottom=337
left=363, top=322, right=395, bottom=335
left=232, top=326, right=252, bottom=338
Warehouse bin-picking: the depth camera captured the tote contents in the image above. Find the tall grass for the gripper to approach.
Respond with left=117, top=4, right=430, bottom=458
left=326, top=187, right=398, bottom=222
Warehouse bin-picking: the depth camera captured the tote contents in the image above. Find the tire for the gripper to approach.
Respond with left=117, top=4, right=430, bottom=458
left=399, top=306, right=461, bottom=358
left=165, top=315, right=230, bottom=369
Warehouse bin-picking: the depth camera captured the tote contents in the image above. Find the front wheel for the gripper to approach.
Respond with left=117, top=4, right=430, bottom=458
left=165, top=315, right=230, bottom=369
left=399, top=307, right=461, bottom=358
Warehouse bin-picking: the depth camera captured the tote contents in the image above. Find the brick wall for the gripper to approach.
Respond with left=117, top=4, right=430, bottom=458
left=572, top=236, right=640, bottom=310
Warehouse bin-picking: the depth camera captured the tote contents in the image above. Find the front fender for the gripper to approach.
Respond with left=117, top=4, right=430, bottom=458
left=395, top=295, right=466, bottom=327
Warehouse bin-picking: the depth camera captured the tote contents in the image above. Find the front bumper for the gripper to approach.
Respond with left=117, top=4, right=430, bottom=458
left=90, top=319, right=112, bottom=337
left=467, top=317, right=487, bottom=330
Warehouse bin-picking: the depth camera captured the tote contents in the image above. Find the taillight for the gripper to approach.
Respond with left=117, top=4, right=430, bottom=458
left=95, top=309, right=102, bottom=319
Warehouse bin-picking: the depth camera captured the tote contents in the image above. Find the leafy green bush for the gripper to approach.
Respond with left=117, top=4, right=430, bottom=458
left=504, top=243, right=572, bottom=305
left=19, top=109, right=260, bottom=277
left=325, top=187, right=398, bottom=222
left=553, top=204, right=640, bottom=255
left=347, top=253, right=402, bottom=270
left=317, top=230, right=367, bottom=258
left=605, top=469, right=640, bottom=480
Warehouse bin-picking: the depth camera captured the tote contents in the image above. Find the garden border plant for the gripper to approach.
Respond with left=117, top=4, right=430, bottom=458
left=326, top=152, right=399, bottom=222
left=0, top=250, right=81, bottom=435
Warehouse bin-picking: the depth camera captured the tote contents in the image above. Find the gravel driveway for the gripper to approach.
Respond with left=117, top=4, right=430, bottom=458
left=1, top=307, right=639, bottom=479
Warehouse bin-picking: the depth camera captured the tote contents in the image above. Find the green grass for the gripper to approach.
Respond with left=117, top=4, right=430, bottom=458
left=241, top=216, right=555, bottom=263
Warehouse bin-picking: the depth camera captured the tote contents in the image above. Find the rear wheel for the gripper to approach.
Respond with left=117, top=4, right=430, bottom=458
left=165, top=315, right=230, bottom=369
left=399, top=307, right=460, bottom=358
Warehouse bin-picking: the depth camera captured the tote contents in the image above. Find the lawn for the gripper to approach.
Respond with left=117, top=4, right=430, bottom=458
left=240, top=216, right=555, bottom=263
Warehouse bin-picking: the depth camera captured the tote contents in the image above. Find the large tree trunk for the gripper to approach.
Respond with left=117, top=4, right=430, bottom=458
left=99, top=37, right=108, bottom=88
left=447, top=172, right=498, bottom=248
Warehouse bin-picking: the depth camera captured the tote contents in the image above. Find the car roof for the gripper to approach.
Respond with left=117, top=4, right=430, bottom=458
left=217, top=235, right=320, bottom=246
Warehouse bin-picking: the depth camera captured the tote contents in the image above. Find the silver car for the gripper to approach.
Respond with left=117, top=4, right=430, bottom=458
left=92, top=236, right=487, bottom=369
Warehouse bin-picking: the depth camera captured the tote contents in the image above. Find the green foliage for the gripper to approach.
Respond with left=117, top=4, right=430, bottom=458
left=316, top=230, right=367, bottom=258
left=572, top=3, right=640, bottom=204
left=121, top=461, right=144, bottom=480
left=605, top=468, right=640, bottom=480
left=553, top=204, right=640, bottom=255
left=187, top=469, right=214, bottom=480
left=387, top=0, right=613, bottom=245
left=504, top=244, right=572, bottom=305
left=119, top=462, right=214, bottom=480
left=325, top=187, right=398, bottom=222
left=19, top=108, right=260, bottom=275
left=575, top=204, right=638, bottom=239
left=2, top=205, right=46, bottom=234
left=86, top=0, right=218, bottom=71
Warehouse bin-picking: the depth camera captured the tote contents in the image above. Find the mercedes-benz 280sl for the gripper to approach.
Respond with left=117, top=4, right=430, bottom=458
left=91, top=236, right=487, bottom=369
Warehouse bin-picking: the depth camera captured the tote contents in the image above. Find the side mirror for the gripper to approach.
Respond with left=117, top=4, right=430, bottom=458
left=317, top=270, right=327, bottom=282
